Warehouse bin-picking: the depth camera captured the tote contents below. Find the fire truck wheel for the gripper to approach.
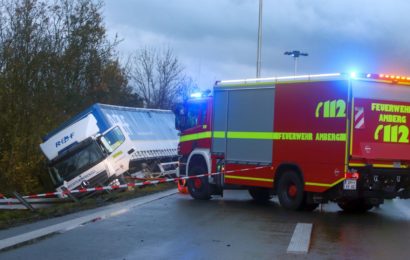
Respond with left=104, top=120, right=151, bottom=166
left=248, top=188, right=273, bottom=202
left=277, top=172, right=305, bottom=210
left=337, top=199, right=373, bottom=213
left=187, top=166, right=211, bottom=200
left=302, top=194, right=319, bottom=211
left=303, top=201, right=319, bottom=211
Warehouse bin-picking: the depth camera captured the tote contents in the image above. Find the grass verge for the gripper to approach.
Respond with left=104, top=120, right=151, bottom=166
left=0, top=182, right=177, bottom=230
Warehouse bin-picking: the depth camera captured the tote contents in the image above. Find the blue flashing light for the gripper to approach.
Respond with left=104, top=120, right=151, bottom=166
left=349, top=72, right=357, bottom=78
left=190, top=92, right=203, bottom=98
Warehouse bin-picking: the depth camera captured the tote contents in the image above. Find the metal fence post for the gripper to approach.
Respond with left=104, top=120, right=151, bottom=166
left=13, top=192, right=35, bottom=211
left=61, top=187, right=80, bottom=203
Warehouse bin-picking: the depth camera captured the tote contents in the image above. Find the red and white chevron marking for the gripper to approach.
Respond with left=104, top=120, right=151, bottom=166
left=354, top=106, right=365, bottom=129
left=18, top=166, right=268, bottom=199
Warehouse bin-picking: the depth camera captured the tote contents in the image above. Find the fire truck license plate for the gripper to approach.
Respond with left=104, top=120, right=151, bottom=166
left=343, top=179, right=357, bottom=190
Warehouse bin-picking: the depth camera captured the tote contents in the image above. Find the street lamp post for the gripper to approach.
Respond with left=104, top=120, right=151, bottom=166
left=256, top=0, right=263, bottom=78
left=284, top=50, right=308, bottom=76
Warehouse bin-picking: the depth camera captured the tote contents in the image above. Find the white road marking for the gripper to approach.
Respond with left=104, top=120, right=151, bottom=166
left=0, top=189, right=177, bottom=251
left=287, top=223, right=313, bottom=254
left=392, top=199, right=410, bottom=219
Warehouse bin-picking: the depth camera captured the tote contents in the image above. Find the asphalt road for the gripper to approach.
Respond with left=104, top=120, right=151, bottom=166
left=1, top=190, right=410, bottom=260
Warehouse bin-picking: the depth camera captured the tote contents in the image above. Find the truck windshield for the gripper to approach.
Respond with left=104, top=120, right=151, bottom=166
left=100, top=126, right=125, bottom=153
left=49, top=141, right=104, bottom=186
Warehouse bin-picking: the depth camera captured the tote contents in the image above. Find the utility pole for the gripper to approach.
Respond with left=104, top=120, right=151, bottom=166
left=256, top=0, right=263, bottom=78
left=284, top=50, right=308, bottom=76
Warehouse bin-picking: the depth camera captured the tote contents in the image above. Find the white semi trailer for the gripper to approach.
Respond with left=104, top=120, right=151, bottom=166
left=40, top=103, right=179, bottom=194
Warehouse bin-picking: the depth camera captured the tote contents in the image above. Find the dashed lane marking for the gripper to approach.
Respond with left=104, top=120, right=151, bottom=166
left=287, top=223, right=313, bottom=254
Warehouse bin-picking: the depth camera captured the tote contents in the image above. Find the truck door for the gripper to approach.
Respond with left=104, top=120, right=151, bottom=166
left=350, top=80, right=410, bottom=162
left=100, top=126, right=131, bottom=177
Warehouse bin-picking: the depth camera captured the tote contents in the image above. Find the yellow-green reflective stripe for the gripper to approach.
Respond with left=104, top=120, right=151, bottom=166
left=225, top=175, right=273, bottom=183
left=227, top=131, right=312, bottom=140
left=305, top=178, right=345, bottom=188
left=213, top=131, right=226, bottom=138
left=180, top=131, right=346, bottom=142
left=348, top=163, right=408, bottom=169
left=180, top=131, right=212, bottom=142
left=373, top=164, right=408, bottom=169
left=226, top=131, right=345, bottom=141
left=112, top=151, right=123, bottom=159
left=227, top=131, right=276, bottom=139
left=349, top=163, right=366, bottom=167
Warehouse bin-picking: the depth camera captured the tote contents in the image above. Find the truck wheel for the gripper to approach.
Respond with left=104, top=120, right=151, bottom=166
left=248, top=188, right=273, bottom=202
left=277, top=171, right=305, bottom=210
left=187, top=165, right=211, bottom=200
left=338, top=199, right=373, bottom=213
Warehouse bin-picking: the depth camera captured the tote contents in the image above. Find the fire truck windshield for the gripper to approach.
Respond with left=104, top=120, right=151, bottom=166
left=175, top=102, right=201, bottom=131
left=186, top=103, right=200, bottom=129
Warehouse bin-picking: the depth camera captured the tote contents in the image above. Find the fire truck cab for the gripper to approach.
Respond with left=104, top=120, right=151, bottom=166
left=175, top=73, right=410, bottom=212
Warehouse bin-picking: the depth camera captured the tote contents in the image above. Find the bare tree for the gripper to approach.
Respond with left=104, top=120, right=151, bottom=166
left=0, top=0, right=141, bottom=194
left=130, top=47, right=191, bottom=109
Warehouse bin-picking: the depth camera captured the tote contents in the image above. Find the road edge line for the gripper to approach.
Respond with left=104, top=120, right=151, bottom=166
left=0, top=189, right=177, bottom=251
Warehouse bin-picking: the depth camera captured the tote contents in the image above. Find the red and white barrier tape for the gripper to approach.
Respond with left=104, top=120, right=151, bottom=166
left=7, top=166, right=269, bottom=199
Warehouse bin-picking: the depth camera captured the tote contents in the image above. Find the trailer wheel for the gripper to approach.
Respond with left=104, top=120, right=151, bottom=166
left=338, top=199, right=373, bottom=213
left=248, top=188, right=273, bottom=203
left=187, top=165, right=211, bottom=200
left=277, top=171, right=305, bottom=210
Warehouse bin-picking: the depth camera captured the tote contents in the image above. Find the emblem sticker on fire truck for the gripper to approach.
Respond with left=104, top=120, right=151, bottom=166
left=315, top=99, right=346, bottom=118
left=371, top=102, right=410, bottom=143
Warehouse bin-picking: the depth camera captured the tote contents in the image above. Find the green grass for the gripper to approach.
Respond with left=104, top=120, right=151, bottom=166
left=0, top=182, right=177, bottom=230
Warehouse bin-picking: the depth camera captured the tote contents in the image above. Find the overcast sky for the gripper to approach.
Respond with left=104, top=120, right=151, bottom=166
left=103, top=0, right=410, bottom=88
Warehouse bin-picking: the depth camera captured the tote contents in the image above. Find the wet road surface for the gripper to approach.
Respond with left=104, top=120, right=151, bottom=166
left=1, top=190, right=410, bottom=259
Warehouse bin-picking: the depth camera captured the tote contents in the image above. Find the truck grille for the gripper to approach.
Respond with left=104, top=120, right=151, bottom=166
left=74, top=170, right=109, bottom=190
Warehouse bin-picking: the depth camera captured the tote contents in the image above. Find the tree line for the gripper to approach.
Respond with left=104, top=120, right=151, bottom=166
left=0, top=0, right=194, bottom=195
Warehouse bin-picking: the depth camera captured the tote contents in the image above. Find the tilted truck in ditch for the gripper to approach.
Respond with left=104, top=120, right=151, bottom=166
left=40, top=103, right=178, bottom=194
left=175, top=73, right=410, bottom=212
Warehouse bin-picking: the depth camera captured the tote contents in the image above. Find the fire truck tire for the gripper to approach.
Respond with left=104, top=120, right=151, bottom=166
left=303, top=201, right=319, bottom=211
left=277, top=171, right=305, bottom=210
left=302, top=194, right=319, bottom=211
left=248, top=188, right=273, bottom=202
left=337, top=199, right=373, bottom=213
left=187, top=165, right=211, bottom=200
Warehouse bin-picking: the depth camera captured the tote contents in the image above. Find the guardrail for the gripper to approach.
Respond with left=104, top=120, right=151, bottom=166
left=0, top=166, right=268, bottom=211
left=0, top=197, right=72, bottom=210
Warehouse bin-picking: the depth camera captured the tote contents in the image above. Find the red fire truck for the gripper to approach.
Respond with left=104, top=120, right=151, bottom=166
left=175, top=73, right=410, bottom=212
